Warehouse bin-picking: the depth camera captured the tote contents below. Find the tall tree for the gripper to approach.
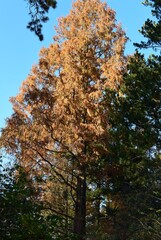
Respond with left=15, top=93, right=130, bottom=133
left=105, top=52, right=161, bottom=239
left=0, top=0, right=127, bottom=239
left=103, top=0, right=161, bottom=238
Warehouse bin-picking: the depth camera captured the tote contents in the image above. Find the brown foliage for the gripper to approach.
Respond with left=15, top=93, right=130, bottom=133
left=1, top=0, right=127, bottom=237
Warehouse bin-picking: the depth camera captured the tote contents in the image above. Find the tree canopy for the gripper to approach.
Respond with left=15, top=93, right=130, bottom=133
left=134, top=0, right=161, bottom=50
left=1, top=0, right=127, bottom=239
left=106, top=52, right=161, bottom=239
left=0, top=0, right=160, bottom=239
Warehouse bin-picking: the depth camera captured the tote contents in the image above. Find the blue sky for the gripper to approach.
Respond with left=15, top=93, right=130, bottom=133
left=0, top=0, right=152, bottom=129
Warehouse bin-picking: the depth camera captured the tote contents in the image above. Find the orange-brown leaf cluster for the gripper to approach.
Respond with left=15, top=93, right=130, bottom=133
left=0, top=0, right=127, bottom=220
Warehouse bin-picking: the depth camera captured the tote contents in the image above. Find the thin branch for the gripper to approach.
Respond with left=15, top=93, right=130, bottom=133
left=43, top=206, right=74, bottom=220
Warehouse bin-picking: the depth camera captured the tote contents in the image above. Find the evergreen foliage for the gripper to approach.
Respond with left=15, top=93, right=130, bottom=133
left=134, top=0, right=161, bottom=50
left=0, top=162, right=62, bottom=240
left=105, top=52, right=161, bottom=239
left=26, top=0, right=57, bottom=40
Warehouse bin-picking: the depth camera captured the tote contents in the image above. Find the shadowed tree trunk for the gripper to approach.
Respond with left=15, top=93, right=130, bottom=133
left=74, top=169, right=86, bottom=240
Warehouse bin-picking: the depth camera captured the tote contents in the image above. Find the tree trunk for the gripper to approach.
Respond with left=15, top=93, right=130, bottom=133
left=73, top=170, right=86, bottom=240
